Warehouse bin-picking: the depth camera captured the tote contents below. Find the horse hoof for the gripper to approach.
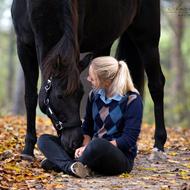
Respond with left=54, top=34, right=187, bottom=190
left=20, top=154, right=35, bottom=162
left=148, top=148, right=167, bottom=161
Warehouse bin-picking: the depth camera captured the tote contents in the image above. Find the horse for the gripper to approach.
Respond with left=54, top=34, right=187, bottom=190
left=11, top=0, right=167, bottom=161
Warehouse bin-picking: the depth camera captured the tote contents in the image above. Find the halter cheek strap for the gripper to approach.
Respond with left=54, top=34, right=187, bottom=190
left=44, top=77, right=82, bottom=133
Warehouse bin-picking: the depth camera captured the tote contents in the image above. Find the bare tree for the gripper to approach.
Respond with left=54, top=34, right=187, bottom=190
left=12, top=66, right=25, bottom=115
left=6, top=26, right=15, bottom=103
left=163, top=0, right=187, bottom=124
left=170, top=12, right=185, bottom=116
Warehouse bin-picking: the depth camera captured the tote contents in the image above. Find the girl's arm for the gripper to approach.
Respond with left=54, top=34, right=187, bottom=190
left=82, top=134, right=91, bottom=146
left=81, top=91, right=94, bottom=138
left=116, top=95, right=143, bottom=152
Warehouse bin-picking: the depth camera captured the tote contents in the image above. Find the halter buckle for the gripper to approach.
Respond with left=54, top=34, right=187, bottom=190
left=45, top=78, right=52, bottom=92
left=55, top=121, right=64, bottom=131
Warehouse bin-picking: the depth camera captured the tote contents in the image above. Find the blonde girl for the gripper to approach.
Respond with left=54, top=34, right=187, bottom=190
left=74, top=56, right=143, bottom=176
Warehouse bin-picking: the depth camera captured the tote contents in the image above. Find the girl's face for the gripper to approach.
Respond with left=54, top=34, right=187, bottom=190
left=87, top=65, right=99, bottom=89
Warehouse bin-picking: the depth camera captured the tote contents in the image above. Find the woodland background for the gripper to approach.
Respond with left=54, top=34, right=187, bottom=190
left=0, top=0, right=190, bottom=127
left=0, top=1, right=190, bottom=190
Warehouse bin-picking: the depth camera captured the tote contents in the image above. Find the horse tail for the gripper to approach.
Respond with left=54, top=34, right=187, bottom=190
left=43, top=0, right=80, bottom=94
left=115, top=31, right=145, bottom=96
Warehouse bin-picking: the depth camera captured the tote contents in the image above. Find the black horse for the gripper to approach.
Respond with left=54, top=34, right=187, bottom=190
left=11, top=0, right=166, bottom=161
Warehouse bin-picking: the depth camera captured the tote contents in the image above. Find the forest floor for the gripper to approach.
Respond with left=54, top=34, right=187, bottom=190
left=0, top=116, right=190, bottom=190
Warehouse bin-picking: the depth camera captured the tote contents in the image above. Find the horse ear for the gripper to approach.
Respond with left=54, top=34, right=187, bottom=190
left=78, top=53, right=93, bottom=73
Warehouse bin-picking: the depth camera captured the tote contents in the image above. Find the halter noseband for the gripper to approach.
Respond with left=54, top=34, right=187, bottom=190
left=44, top=77, right=82, bottom=132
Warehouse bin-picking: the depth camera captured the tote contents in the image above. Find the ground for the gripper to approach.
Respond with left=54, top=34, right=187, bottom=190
left=0, top=116, right=190, bottom=190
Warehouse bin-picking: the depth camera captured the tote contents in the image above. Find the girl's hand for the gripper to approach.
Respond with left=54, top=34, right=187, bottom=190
left=110, top=140, right=117, bottom=147
left=74, top=146, right=86, bottom=158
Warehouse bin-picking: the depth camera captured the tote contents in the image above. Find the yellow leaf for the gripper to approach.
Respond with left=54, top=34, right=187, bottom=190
left=181, top=176, right=190, bottom=180
left=182, top=163, right=190, bottom=169
left=15, top=175, right=26, bottom=182
left=0, top=148, right=5, bottom=154
left=137, top=167, right=157, bottom=171
left=168, top=152, right=177, bottom=156
left=34, top=174, right=49, bottom=180
left=119, top=172, right=133, bottom=178
left=112, top=185, right=123, bottom=189
left=178, top=170, right=190, bottom=180
left=179, top=170, right=188, bottom=176
left=4, top=163, right=21, bottom=173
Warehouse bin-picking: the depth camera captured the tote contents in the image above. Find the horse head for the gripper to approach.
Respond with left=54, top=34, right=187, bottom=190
left=39, top=65, right=84, bottom=154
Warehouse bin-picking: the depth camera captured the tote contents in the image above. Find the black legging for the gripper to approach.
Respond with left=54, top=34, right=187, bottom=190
left=37, top=134, right=133, bottom=175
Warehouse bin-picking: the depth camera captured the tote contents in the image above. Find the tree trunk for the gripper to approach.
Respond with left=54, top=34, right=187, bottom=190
left=6, top=27, right=15, bottom=105
left=170, top=7, right=185, bottom=123
left=12, top=67, right=25, bottom=115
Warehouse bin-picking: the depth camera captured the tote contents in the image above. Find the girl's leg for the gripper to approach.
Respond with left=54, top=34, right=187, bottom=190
left=37, top=134, right=74, bottom=174
left=79, top=138, right=133, bottom=175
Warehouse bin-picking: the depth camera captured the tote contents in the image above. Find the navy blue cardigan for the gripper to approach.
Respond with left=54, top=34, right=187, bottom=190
left=82, top=90, right=143, bottom=160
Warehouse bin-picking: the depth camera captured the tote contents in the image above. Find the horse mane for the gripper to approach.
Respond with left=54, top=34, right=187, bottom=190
left=42, top=0, right=80, bottom=94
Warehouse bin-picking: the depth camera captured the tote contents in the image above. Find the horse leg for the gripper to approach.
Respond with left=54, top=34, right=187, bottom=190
left=129, top=31, right=166, bottom=158
left=140, top=45, right=167, bottom=156
left=120, top=32, right=167, bottom=159
left=115, top=32, right=145, bottom=96
left=123, top=0, right=167, bottom=160
left=17, top=39, right=39, bottom=161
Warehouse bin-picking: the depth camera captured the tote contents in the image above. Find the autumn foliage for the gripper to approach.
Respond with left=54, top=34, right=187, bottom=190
left=0, top=116, right=190, bottom=190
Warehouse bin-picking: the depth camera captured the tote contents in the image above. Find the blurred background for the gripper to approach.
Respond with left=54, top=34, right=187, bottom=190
left=0, top=0, right=189, bottom=128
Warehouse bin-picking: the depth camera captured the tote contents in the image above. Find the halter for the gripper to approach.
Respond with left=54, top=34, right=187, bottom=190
left=44, top=77, right=82, bottom=133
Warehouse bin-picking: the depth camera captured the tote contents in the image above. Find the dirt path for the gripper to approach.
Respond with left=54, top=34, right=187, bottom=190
left=0, top=116, right=190, bottom=190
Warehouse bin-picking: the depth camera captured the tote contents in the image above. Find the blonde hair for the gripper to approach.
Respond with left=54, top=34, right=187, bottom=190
left=91, top=56, right=137, bottom=96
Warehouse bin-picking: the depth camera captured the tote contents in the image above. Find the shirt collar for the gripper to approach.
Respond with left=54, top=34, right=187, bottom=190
left=97, top=89, right=123, bottom=104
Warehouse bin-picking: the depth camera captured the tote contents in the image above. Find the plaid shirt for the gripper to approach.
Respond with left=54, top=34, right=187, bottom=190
left=82, top=89, right=143, bottom=159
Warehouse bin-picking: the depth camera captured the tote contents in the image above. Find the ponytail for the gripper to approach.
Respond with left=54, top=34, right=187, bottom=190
left=109, top=60, right=137, bottom=96
left=91, top=56, right=138, bottom=96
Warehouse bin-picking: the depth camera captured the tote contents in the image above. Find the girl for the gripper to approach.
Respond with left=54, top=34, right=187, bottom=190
left=38, top=56, right=143, bottom=178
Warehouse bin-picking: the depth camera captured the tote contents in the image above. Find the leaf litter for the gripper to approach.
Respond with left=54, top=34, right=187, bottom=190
left=0, top=116, right=190, bottom=190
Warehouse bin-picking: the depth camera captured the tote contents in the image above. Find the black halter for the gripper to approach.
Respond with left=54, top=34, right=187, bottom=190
left=44, top=77, right=82, bottom=132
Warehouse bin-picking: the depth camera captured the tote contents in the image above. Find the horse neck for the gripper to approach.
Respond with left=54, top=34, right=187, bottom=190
left=57, top=0, right=79, bottom=65
left=42, top=0, right=80, bottom=94
left=63, top=0, right=79, bottom=50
